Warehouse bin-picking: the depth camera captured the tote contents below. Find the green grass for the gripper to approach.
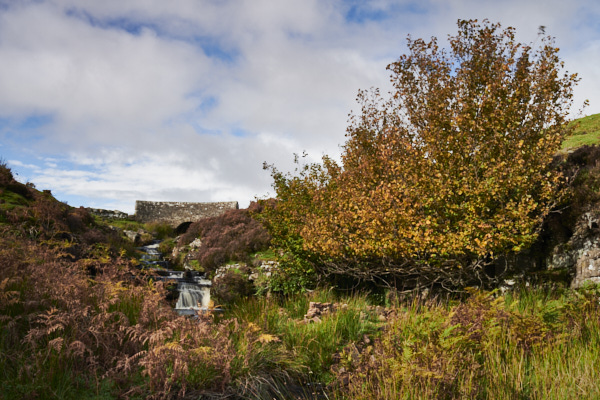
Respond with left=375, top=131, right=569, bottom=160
left=207, top=285, right=600, bottom=399
left=562, top=113, right=600, bottom=151
left=328, top=285, right=600, bottom=399
left=0, top=188, right=33, bottom=225
left=220, top=290, right=383, bottom=385
left=252, top=248, right=278, bottom=261
left=92, top=215, right=145, bottom=231
left=0, top=188, right=34, bottom=223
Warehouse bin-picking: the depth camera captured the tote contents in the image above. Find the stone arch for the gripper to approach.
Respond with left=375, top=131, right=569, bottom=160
left=135, top=200, right=239, bottom=227
left=175, top=221, right=193, bottom=235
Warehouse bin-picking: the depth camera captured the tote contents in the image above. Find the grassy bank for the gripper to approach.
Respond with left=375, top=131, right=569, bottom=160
left=207, top=284, right=600, bottom=399
left=562, top=113, right=600, bottom=151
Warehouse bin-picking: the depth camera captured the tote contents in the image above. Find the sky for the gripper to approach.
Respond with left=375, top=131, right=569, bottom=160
left=1, top=0, right=599, bottom=214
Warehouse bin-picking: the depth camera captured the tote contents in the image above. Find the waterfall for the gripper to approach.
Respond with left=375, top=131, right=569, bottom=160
left=175, top=282, right=211, bottom=310
left=137, top=241, right=212, bottom=315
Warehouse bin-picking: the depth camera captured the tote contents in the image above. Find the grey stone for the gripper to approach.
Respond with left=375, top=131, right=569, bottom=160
left=548, top=209, right=600, bottom=288
left=189, top=238, right=203, bottom=249
left=123, top=230, right=141, bottom=243
left=87, top=208, right=129, bottom=219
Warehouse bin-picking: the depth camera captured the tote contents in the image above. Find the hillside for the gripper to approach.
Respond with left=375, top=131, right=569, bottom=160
left=2, top=119, right=600, bottom=398
left=562, top=112, right=600, bottom=151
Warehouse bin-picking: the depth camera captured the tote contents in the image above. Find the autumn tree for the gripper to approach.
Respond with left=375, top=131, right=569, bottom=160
left=261, top=20, right=581, bottom=291
left=258, top=154, right=340, bottom=293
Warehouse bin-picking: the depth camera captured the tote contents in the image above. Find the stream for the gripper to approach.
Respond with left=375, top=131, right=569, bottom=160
left=138, top=241, right=212, bottom=315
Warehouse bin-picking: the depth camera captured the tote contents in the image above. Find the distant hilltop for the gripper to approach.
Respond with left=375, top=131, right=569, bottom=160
left=86, top=208, right=130, bottom=220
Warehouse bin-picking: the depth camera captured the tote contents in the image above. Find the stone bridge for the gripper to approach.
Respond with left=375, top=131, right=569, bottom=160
left=135, top=200, right=239, bottom=231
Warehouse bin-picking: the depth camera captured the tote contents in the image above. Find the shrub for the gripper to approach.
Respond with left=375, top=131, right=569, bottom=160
left=262, top=19, right=580, bottom=291
left=81, top=228, right=108, bottom=245
left=6, top=180, right=34, bottom=200
left=158, top=238, right=176, bottom=258
left=144, top=221, right=174, bottom=240
left=566, top=145, right=600, bottom=213
left=179, top=205, right=271, bottom=274
left=0, top=158, right=13, bottom=187
left=212, top=268, right=255, bottom=305
left=66, top=207, right=95, bottom=232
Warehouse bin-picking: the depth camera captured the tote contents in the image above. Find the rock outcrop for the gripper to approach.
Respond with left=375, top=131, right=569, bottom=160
left=491, top=146, right=600, bottom=288
left=548, top=210, right=600, bottom=287
left=538, top=146, right=600, bottom=288
left=87, top=208, right=129, bottom=219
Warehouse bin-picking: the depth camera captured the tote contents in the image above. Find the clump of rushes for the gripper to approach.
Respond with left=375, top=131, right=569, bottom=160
left=221, top=290, right=383, bottom=387
left=332, top=286, right=600, bottom=400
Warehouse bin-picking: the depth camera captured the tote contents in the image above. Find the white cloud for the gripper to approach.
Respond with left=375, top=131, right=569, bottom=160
left=7, top=160, right=41, bottom=172
left=0, top=0, right=598, bottom=214
left=566, top=39, right=600, bottom=117
left=0, top=2, right=212, bottom=147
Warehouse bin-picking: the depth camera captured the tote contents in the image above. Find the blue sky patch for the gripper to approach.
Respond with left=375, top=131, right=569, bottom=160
left=0, top=113, right=54, bottom=132
left=0, top=116, right=10, bottom=130
left=195, top=94, right=219, bottom=113
left=192, top=36, right=239, bottom=63
left=18, top=113, right=54, bottom=130
left=65, top=8, right=163, bottom=36
left=65, top=7, right=239, bottom=63
left=344, top=1, right=428, bottom=24
left=231, top=128, right=250, bottom=138
left=345, top=5, right=388, bottom=24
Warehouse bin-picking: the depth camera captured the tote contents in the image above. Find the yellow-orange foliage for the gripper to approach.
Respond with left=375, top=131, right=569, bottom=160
left=263, top=20, right=580, bottom=289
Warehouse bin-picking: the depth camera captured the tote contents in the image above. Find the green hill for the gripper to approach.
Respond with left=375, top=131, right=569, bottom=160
left=562, top=112, right=600, bottom=151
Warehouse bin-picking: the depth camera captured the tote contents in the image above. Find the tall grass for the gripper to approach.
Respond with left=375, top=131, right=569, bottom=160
left=222, top=290, right=383, bottom=387
left=331, top=285, right=600, bottom=399
left=2, top=233, right=600, bottom=400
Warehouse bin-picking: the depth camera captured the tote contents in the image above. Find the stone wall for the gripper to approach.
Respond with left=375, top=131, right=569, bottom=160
left=135, top=200, right=239, bottom=227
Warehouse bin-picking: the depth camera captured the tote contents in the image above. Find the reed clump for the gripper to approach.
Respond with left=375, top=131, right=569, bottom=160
left=331, top=286, right=600, bottom=399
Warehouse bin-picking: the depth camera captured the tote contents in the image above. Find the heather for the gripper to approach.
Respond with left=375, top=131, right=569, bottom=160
left=178, top=201, right=271, bottom=275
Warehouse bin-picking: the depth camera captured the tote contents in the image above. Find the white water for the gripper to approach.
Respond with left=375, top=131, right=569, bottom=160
left=175, top=281, right=211, bottom=310
left=138, top=241, right=213, bottom=314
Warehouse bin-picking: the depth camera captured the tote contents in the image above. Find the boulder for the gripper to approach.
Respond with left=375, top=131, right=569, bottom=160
left=123, top=230, right=141, bottom=243
left=548, top=209, right=600, bottom=288
left=304, top=302, right=336, bottom=323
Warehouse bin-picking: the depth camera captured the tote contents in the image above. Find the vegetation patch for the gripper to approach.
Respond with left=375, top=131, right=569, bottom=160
left=260, top=19, right=579, bottom=293
left=178, top=201, right=271, bottom=275
left=332, top=287, right=600, bottom=399
left=562, top=113, right=600, bottom=151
